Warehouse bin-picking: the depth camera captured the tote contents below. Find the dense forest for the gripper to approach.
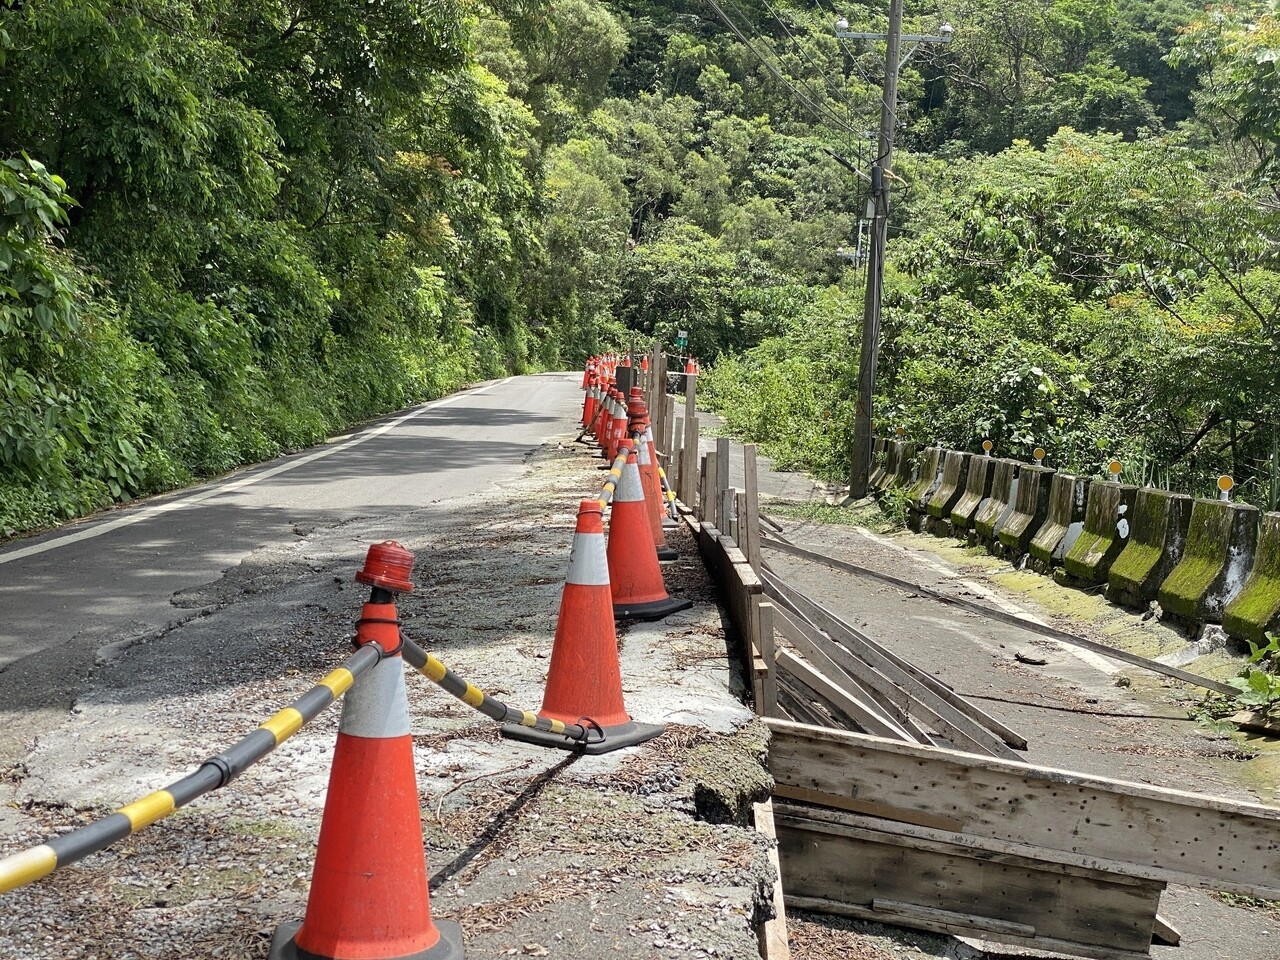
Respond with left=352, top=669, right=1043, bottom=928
left=1, top=0, right=1277, bottom=536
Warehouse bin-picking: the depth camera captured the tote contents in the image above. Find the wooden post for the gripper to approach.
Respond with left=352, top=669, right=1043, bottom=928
left=702, top=452, right=717, bottom=525
left=743, top=444, right=762, bottom=572
left=663, top=394, right=676, bottom=467
left=715, top=437, right=731, bottom=529
left=682, top=417, right=700, bottom=505
left=756, top=599, right=780, bottom=718
left=754, top=799, right=791, bottom=960
left=722, top=487, right=736, bottom=541
left=669, top=421, right=683, bottom=503
left=734, top=490, right=747, bottom=546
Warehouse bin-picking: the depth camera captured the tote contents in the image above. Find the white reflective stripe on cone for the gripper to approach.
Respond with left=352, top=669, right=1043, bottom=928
left=566, top=531, right=610, bottom=586
left=636, top=439, right=652, bottom=466
left=338, top=656, right=413, bottom=739
left=615, top=459, right=645, bottom=503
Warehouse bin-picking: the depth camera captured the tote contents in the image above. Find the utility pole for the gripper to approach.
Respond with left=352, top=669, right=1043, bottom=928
left=838, top=11, right=952, bottom=497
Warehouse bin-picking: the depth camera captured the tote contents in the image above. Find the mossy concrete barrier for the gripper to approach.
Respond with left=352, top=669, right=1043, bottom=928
left=1158, top=499, right=1260, bottom=628
left=868, top=438, right=889, bottom=489
left=888, top=440, right=917, bottom=490
left=949, top=455, right=995, bottom=535
left=972, top=459, right=1019, bottom=545
left=1059, top=482, right=1138, bottom=585
left=1223, top=513, right=1280, bottom=646
left=905, top=446, right=945, bottom=532
left=996, top=464, right=1055, bottom=556
left=1028, top=473, right=1087, bottom=570
left=1105, top=490, right=1193, bottom=609
left=925, top=451, right=971, bottom=535
left=876, top=440, right=902, bottom=492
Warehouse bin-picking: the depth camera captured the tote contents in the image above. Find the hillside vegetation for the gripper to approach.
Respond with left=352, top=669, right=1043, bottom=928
left=1, top=0, right=1277, bottom=535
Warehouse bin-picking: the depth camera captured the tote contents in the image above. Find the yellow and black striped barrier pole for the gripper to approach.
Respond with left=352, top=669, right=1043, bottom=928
left=400, top=635, right=599, bottom=744
left=597, top=442, right=631, bottom=508
left=0, top=642, right=387, bottom=895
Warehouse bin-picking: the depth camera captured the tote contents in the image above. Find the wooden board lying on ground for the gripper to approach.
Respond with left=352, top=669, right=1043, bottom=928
left=767, top=718, right=1280, bottom=898
left=760, top=534, right=1237, bottom=698
left=765, top=570, right=1025, bottom=758
left=762, top=567, right=1027, bottom=751
left=776, top=802, right=1164, bottom=960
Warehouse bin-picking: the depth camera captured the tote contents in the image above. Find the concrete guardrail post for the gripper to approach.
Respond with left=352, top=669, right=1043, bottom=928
left=925, top=451, right=971, bottom=536
left=949, top=454, right=996, bottom=537
left=1158, top=499, right=1260, bottom=630
left=905, top=446, right=945, bottom=532
left=1223, top=512, right=1280, bottom=647
left=995, top=463, right=1055, bottom=559
left=1027, top=473, right=1088, bottom=572
left=1058, top=481, right=1139, bottom=586
left=1105, top=489, right=1193, bottom=610
left=973, top=460, right=1019, bottom=549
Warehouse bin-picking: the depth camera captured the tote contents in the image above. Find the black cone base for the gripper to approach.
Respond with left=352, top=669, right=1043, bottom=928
left=657, top=545, right=679, bottom=561
left=269, top=920, right=465, bottom=960
left=613, top=595, right=694, bottom=621
left=501, top=719, right=664, bottom=755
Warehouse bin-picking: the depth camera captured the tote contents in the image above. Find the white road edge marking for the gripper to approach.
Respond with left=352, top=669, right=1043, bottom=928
left=0, top=377, right=516, bottom=565
left=849, top=525, right=1120, bottom=675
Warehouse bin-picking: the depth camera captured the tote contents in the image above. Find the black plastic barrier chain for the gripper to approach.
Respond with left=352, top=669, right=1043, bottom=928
left=0, top=642, right=388, bottom=895
left=399, top=635, right=601, bottom=745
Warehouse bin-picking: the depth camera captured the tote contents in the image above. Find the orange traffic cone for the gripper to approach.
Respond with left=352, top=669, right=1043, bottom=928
left=502, top=501, right=663, bottom=754
left=608, top=446, right=693, bottom=620
left=581, top=365, right=598, bottom=429
left=269, top=543, right=463, bottom=960
left=627, top=391, right=677, bottom=561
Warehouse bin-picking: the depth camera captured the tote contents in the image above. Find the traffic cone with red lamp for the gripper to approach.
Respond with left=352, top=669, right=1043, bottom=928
left=608, top=445, right=693, bottom=620
left=270, top=542, right=463, bottom=960
left=502, top=501, right=663, bottom=754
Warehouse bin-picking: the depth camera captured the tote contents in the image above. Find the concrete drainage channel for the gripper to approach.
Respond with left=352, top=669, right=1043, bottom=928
left=0, top=425, right=779, bottom=959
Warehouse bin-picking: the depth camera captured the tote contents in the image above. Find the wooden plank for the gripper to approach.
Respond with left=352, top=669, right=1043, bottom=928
left=754, top=800, right=791, bottom=960
left=872, top=899, right=1036, bottom=938
left=1152, top=914, right=1181, bottom=946
left=776, top=806, right=1163, bottom=960
left=777, top=659, right=872, bottom=731
left=774, top=608, right=935, bottom=745
left=762, top=568, right=1027, bottom=750
left=786, top=898, right=1152, bottom=960
left=769, top=579, right=1005, bottom=756
left=762, top=569, right=1026, bottom=752
left=775, top=649, right=915, bottom=741
left=663, top=394, right=676, bottom=471
left=743, top=444, right=762, bottom=573
left=767, top=718, right=1280, bottom=898
left=734, top=490, right=747, bottom=549
left=755, top=599, right=780, bottom=719
left=771, top=783, right=964, bottom=832
left=776, top=671, right=835, bottom=728
left=760, top=535, right=1238, bottom=698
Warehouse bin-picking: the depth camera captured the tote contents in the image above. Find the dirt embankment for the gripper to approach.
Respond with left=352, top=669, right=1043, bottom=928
left=0, top=439, right=776, bottom=959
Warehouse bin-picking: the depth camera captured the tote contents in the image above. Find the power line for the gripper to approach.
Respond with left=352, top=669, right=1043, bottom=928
left=700, top=0, right=859, bottom=137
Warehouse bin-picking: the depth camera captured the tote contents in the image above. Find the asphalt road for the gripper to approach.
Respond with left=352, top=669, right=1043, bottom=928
left=0, top=372, right=582, bottom=761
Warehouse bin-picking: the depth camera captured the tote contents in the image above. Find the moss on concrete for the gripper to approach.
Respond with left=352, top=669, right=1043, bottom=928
left=1223, top=512, right=1280, bottom=645
left=949, top=456, right=994, bottom=532
left=1107, top=490, right=1192, bottom=608
left=996, top=464, right=1053, bottom=554
left=926, top=451, right=969, bottom=521
left=973, top=460, right=1016, bottom=540
left=1028, top=473, right=1083, bottom=567
left=1062, top=483, right=1137, bottom=584
left=1158, top=500, right=1259, bottom=625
